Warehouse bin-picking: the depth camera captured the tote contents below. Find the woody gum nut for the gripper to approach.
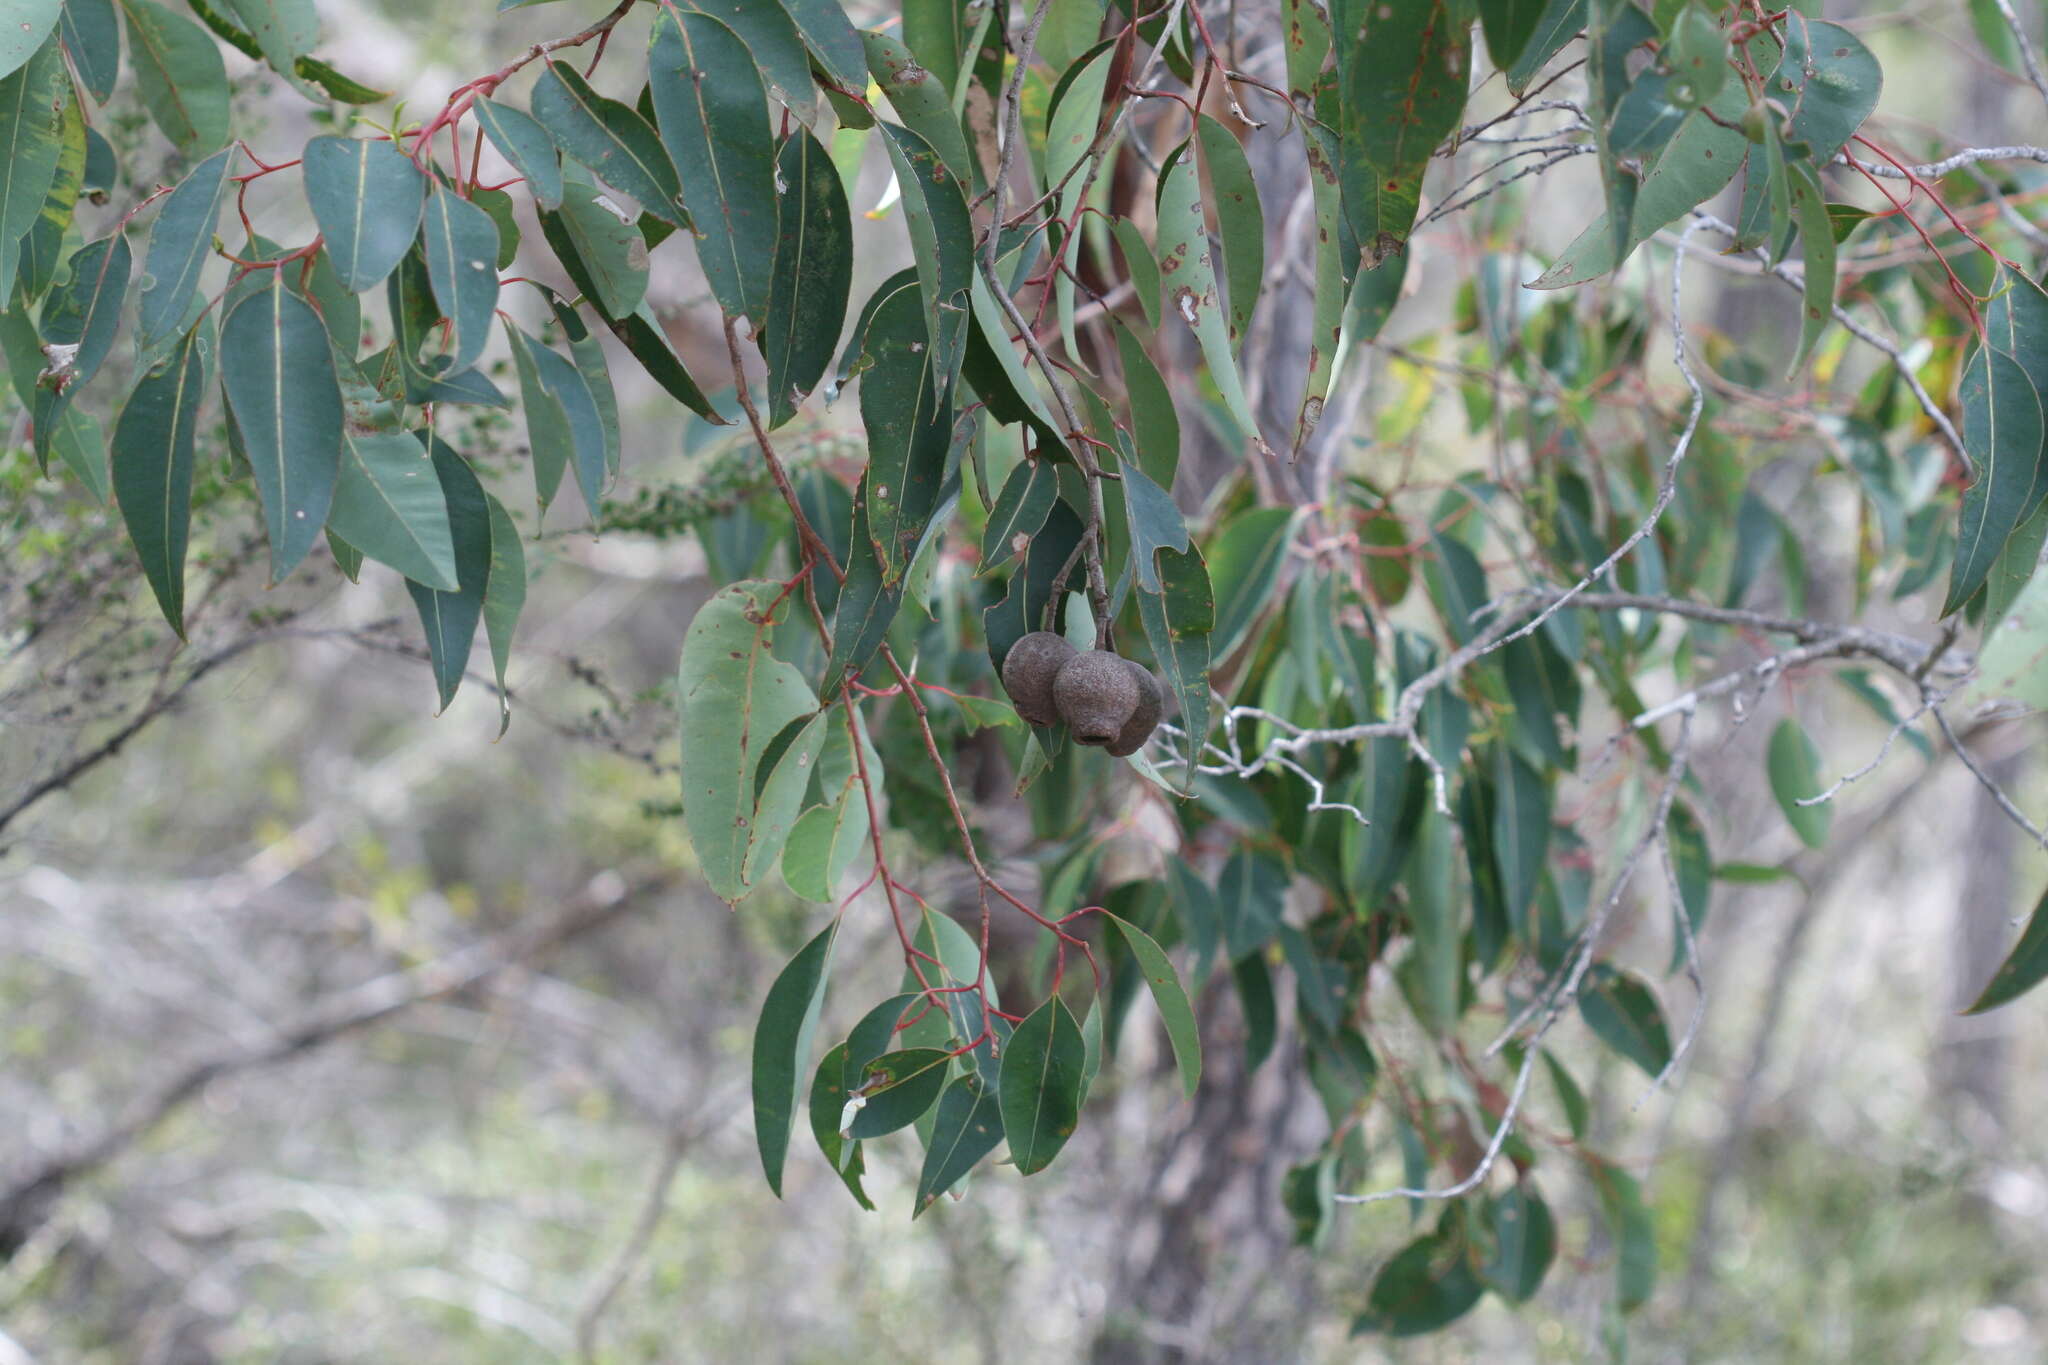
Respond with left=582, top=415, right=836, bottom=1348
left=1001, top=631, right=1077, bottom=727
left=1054, top=649, right=1142, bottom=746
left=1107, top=662, right=1164, bottom=758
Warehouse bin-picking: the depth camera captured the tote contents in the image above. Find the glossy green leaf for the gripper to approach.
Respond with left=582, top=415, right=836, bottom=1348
left=1336, top=0, right=1469, bottom=260
left=1946, top=346, right=2044, bottom=616
left=31, top=232, right=131, bottom=455
left=402, top=438, right=493, bottom=711
left=1505, top=0, right=1582, bottom=92
left=1491, top=746, right=1551, bottom=925
left=753, top=922, right=837, bottom=1196
left=1103, top=911, right=1201, bottom=1100
left=521, top=326, right=610, bottom=518
left=649, top=8, right=777, bottom=321
left=537, top=168, right=648, bottom=318
left=1000, top=995, right=1085, bottom=1175
left=1207, top=506, right=1297, bottom=660
left=854, top=278, right=955, bottom=586
left=782, top=785, right=871, bottom=902
left=605, top=302, right=724, bottom=421
left=1478, top=0, right=1556, bottom=76
left=1784, top=161, right=1834, bottom=377
left=845, top=1047, right=950, bottom=1139
left=778, top=0, right=866, bottom=91
left=1136, top=544, right=1213, bottom=779
left=505, top=324, right=572, bottom=514
left=1579, top=965, right=1673, bottom=1079
left=0, top=1, right=60, bottom=83
left=530, top=59, right=683, bottom=223
left=136, top=147, right=234, bottom=349
left=475, top=97, right=562, bottom=210
left=118, top=0, right=230, bottom=155
left=1353, top=1214, right=1486, bottom=1336
left=807, top=1043, right=874, bottom=1208
left=1196, top=114, right=1263, bottom=352
left=111, top=323, right=209, bottom=636
left=1156, top=143, right=1266, bottom=452
left=12, top=81, right=83, bottom=308
left=59, top=0, right=119, bottom=104
left=1964, top=884, right=2048, bottom=1014
left=325, top=432, right=457, bottom=590
left=420, top=186, right=501, bottom=374
left=677, top=580, right=820, bottom=901
left=878, top=120, right=973, bottom=362
left=862, top=29, right=974, bottom=189
left=481, top=493, right=524, bottom=734
left=222, top=0, right=317, bottom=75
left=1765, top=716, right=1831, bottom=848
left=302, top=136, right=426, bottom=294
left=1768, top=16, right=1882, bottom=166
left=981, top=457, right=1058, bottom=568
left=1984, top=267, right=2048, bottom=520
left=219, top=277, right=343, bottom=582
left=1478, top=1187, right=1557, bottom=1303
left=1588, top=1160, right=1657, bottom=1311
left=763, top=128, right=852, bottom=428
left=914, top=1075, right=1005, bottom=1216
left=548, top=296, right=620, bottom=476
left=0, top=37, right=64, bottom=292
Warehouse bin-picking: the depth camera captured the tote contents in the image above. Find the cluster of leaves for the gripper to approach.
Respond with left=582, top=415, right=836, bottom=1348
left=10, top=0, right=2048, bottom=1343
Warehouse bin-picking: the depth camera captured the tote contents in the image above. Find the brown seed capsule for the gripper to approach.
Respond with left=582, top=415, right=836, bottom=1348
left=1000, top=631, right=1077, bottom=727
left=1054, top=649, right=1142, bottom=746
left=1107, top=661, right=1164, bottom=757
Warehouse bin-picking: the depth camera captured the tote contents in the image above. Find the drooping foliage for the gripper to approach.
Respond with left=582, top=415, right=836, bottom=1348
left=7, top=0, right=2048, bottom=1341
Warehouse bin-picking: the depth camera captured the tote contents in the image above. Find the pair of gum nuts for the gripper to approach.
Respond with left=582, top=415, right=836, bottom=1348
left=1000, top=632, right=1163, bottom=758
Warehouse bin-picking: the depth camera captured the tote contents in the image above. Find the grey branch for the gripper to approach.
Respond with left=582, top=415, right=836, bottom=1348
left=0, top=869, right=672, bottom=1262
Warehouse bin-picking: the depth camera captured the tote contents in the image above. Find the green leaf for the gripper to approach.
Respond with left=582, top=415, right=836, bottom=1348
left=854, top=278, right=956, bottom=587
left=1506, top=0, right=1582, bottom=93
left=845, top=1047, right=951, bottom=1139
left=1103, top=912, right=1201, bottom=1099
left=31, top=232, right=131, bottom=457
left=474, top=97, right=562, bottom=210
left=1156, top=142, right=1266, bottom=453
left=1336, top=0, right=1470, bottom=261
left=118, top=0, right=230, bottom=156
left=505, top=324, right=573, bottom=515
left=220, top=276, right=343, bottom=582
left=777, top=0, right=866, bottom=92
left=807, top=1043, right=874, bottom=1208
left=549, top=295, right=621, bottom=477
left=325, top=432, right=458, bottom=590
left=530, top=59, right=684, bottom=223
left=1135, top=544, right=1213, bottom=779
left=1768, top=16, right=1882, bottom=166
left=999, top=995, right=1086, bottom=1175
left=782, top=786, right=871, bottom=902
left=403, top=438, right=493, bottom=711
left=752, top=922, right=837, bottom=1196
left=1984, top=267, right=2048, bottom=521
left=1963, top=884, right=2048, bottom=1014
left=1951, top=351, right=2048, bottom=607
left=1195, top=114, right=1263, bottom=353
left=521, top=326, right=610, bottom=519
left=137, top=147, right=235, bottom=349
left=862, top=30, right=975, bottom=190
left=763, top=128, right=852, bottom=428
left=677, top=581, right=820, bottom=901
left=421, top=186, right=501, bottom=374
left=537, top=169, right=649, bottom=318
left=689, top=0, right=814, bottom=121
left=1112, top=217, right=1160, bottom=329
left=1491, top=746, right=1551, bottom=925
left=604, top=302, right=725, bottom=422
left=1578, top=965, right=1673, bottom=1078
left=649, top=8, right=778, bottom=322
left=222, top=0, right=317, bottom=75
left=481, top=494, right=525, bottom=735
left=1353, top=1214, right=1486, bottom=1336
left=302, top=136, right=427, bottom=294
left=1765, top=716, right=1831, bottom=848
left=1784, top=161, right=1835, bottom=377
left=982, top=457, right=1058, bottom=568
left=1207, top=506, right=1297, bottom=660
left=0, top=36, right=65, bottom=293
left=1587, top=1160, right=1657, bottom=1311
left=877, top=120, right=973, bottom=362
left=111, top=323, right=209, bottom=636
left=1969, top=552, right=2048, bottom=713
left=914, top=1075, right=1005, bottom=1215
left=0, top=1, right=60, bottom=83
left=745, top=709, right=832, bottom=885
left=61, top=0, right=121, bottom=104
left=1478, top=1187, right=1558, bottom=1303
